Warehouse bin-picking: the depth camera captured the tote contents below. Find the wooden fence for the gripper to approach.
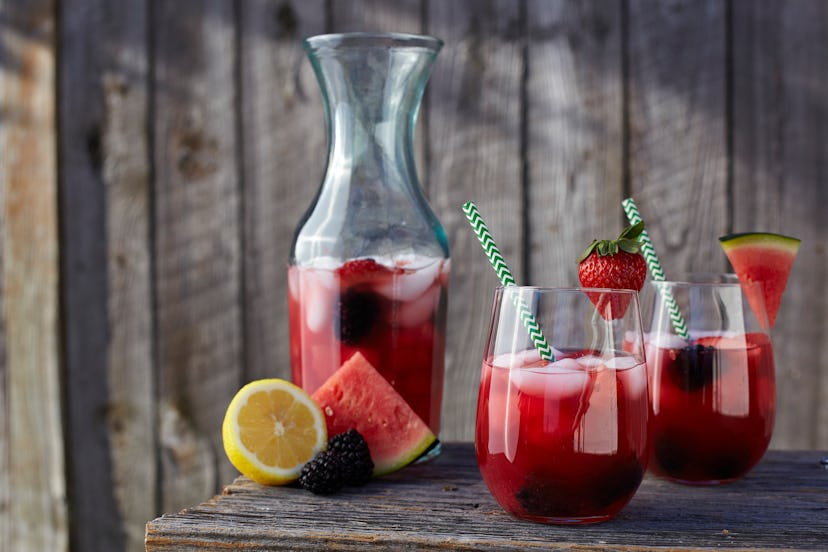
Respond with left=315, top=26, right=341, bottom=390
left=0, top=0, right=826, bottom=550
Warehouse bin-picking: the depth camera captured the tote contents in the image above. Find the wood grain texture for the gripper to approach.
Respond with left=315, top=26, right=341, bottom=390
left=626, top=0, right=729, bottom=274
left=331, top=0, right=423, bottom=34
left=0, top=17, right=7, bottom=545
left=526, top=0, right=624, bottom=286
left=731, top=0, right=828, bottom=450
left=240, top=0, right=325, bottom=383
left=146, top=443, right=828, bottom=551
left=0, top=0, right=67, bottom=549
left=0, top=154, right=6, bottom=549
left=427, top=0, right=524, bottom=442
left=102, top=5, right=157, bottom=551
left=59, top=1, right=155, bottom=550
left=152, top=0, right=243, bottom=512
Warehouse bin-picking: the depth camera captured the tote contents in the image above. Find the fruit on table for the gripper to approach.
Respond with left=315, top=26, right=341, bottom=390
left=719, top=232, right=801, bottom=327
left=577, top=222, right=648, bottom=319
left=298, top=429, right=374, bottom=494
left=222, top=379, right=327, bottom=485
left=312, top=352, right=437, bottom=476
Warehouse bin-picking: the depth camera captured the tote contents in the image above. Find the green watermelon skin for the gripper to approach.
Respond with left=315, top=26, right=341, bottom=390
left=311, top=353, right=436, bottom=476
left=719, top=232, right=800, bottom=328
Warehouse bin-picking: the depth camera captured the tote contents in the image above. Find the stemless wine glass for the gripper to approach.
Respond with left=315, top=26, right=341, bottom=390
left=641, top=274, right=775, bottom=484
left=475, top=287, right=649, bottom=524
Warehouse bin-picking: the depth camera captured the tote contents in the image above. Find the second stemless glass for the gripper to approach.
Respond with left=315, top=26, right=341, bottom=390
left=476, top=287, right=649, bottom=524
left=642, top=275, right=775, bottom=484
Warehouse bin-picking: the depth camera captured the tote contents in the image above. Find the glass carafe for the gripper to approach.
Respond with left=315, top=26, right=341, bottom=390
left=288, top=33, right=449, bottom=436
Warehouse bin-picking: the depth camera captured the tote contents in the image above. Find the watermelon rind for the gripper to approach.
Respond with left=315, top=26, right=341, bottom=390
left=719, top=232, right=801, bottom=251
left=312, top=353, right=437, bottom=477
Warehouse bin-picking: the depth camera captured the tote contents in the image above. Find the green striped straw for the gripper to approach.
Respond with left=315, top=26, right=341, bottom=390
left=462, top=201, right=554, bottom=361
left=621, top=198, right=690, bottom=339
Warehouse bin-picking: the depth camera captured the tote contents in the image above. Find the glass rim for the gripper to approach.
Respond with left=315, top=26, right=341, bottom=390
left=494, top=285, right=640, bottom=296
left=649, top=273, right=758, bottom=289
left=304, top=32, right=444, bottom=53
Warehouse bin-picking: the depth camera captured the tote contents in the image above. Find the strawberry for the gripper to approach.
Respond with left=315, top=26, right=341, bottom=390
left=336, top=258, right=389, bottom=280
left=335, top=258, right=403, bottom=286
left=577, top=222, right=648, bottom=319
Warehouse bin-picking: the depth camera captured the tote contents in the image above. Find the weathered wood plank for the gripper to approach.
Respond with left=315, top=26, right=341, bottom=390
left=427, top=0, right=524, bottom=441
left=0, top=0, right=67, bottom=549
left=153, top=0, right=244, bottom=512
left=626, top=0, right=729, bottom=274
left=731, top=0, right=828, bottom=450
left=331, top=0, right=423, bottom=34
left=526, top=0, right=624, bottom=286
left=59, top=1, right=155, bottom=550
left=58, top=1, right=122, bottom=550
left=0, top=23, right=7, bottom=547
left=0, top=190, right=5, bottom=550
left=145, top=444, right=828, bottom=551
left=240, top=0, right=326, bottom=383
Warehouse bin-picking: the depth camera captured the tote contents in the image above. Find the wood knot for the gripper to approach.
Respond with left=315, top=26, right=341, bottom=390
left=176, top=129, right=219, bottom=180
left=276, top=3, right=297, bottom=35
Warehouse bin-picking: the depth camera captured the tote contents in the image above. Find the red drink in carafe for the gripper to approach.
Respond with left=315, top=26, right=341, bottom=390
left=288, top=256, right=448, bottom=432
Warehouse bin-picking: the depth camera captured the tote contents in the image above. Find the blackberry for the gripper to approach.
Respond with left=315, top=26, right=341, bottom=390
left=516, top=478, right=572, bottom=517
left=336, top=289, right=379, bottom=345
left=328, top=429, right=374, bottom=486
left=298, top=450, right=346, bottom=495
left=668, top=344, right=716, bottom=391
left=654, top=435, right=690, bottom=474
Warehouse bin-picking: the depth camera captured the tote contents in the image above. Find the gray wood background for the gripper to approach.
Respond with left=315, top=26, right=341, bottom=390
left=0, top=0, right=825, bottom=550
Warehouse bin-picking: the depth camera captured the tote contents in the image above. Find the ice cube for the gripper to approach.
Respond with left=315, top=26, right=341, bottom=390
left=646, top=331, right=688, bottom=350
left=376, top=257, right=442, bottom=301
left=604, top=355, right=640, bottom=370
left=517, top=348, right=543, bottom=366
left=547, top=357, right=583, bottom=373
left=619, top=362, right=648, bottom=399
left=577, top=355, right=605, bottom=369
left=492, top=353, right=521, bottom=369
left=511, top=358, right=589, bottom=398
left=306, top=256, right=342, bottom=270
left=302, top=269, right=336, bottom=333
left=397, top=286, right=440, bottom=327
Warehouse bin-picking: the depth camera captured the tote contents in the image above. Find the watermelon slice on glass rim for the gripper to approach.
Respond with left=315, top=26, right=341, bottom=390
left=719, top=232, right=801, bottom=328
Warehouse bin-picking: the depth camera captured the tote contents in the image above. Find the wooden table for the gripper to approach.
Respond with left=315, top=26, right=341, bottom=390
left=145, top=443, right=828, bottom=551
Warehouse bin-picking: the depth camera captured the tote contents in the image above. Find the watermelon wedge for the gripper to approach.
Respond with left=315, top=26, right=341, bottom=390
left=719, top=232, right=800, bottom=328
left=312, top=353, right=436, bottom=476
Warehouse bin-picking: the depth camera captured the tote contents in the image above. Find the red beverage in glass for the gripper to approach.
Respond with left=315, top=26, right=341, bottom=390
left=288, top=256, right=448, bottom=432
left=646, top=331, right=775, bottom=483
left=476, top=350, right=649, bottom=524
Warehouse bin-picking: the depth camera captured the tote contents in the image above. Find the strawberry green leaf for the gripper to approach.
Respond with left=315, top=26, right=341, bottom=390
left=618, top=221, right=645, bottom=241
left=577, top=240, right=600, bottom=263
left=577, top=221, right=646, bottom=264
left=618, top=239, right=641, bottom=254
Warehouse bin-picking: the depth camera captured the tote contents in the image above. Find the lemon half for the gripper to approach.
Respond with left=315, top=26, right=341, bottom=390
left=222, top=379, right=327, bottom=485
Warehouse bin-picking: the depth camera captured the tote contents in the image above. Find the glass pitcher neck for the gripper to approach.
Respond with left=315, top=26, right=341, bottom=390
left=293, top=33, right=447, bottom=264
left=304, top=33, right=442, bottom=194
